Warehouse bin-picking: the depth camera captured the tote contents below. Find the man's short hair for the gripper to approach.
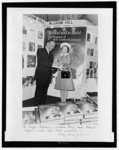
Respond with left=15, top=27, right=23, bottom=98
left=47, top=39, right=55, bottom=43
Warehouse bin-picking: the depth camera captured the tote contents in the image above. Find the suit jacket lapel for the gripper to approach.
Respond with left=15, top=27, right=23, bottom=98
left=45, top=48, right=50, bottom=60
left=45, top=48, right=49, bottom=56
left=44, top=48, right=54, bottom=64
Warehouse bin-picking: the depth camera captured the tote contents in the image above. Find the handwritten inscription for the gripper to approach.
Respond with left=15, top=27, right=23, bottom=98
left=23, top=124, right=96, bottom=138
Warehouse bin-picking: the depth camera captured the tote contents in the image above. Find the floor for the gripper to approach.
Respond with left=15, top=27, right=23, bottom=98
left=23, top=94, right=97, bottom=107
left=23, top=95, right=75, bottom=107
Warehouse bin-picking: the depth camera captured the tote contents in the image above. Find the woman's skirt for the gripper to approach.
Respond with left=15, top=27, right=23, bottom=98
left=54, top=68, right=75, bottom=91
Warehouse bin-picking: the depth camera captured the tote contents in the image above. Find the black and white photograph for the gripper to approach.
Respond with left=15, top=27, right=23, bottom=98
left=27, top=55, right=36, bottom=67
left=23, top=13, right=98, bottom=126
left=87, top=33, right=91, bottom=42
left=22, top=54, right=24, bottom=69
left=29, top=42, right=35, bottom=51
left=22, top=76, right=35, bottom=87
left=23, top=25, right=27, bottom=34
left=38, top=31, right=43, bottom=39
left=2, top=2, right=117, bottom=148
left=91, top=49, right=94, bottom=56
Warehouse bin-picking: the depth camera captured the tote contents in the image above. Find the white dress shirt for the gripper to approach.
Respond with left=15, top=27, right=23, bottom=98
left=45, top=47, right=50, bottom=54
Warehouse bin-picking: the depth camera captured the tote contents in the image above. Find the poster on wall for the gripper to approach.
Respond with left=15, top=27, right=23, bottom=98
left=22, top=55, right=24, bottom=69
left=27, top=55, right=36, bottom=67
left=38, top=31, right=43, bottom=39
left=23, top=25, right=27, bottom=34
left=91, top=49, right=94, bottom=56
left=86, top=61, right=98, bottom=79
left=45, top=27, right=86, bottom=78
left=29, top=42, right=35, bottom=51
left=22, top=76, right=35, bottom=87
left=87, top=33, right=91, bottom=41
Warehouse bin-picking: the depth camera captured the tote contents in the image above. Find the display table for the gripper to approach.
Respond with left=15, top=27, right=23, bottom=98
left=22, top=101, right=98, bottom=125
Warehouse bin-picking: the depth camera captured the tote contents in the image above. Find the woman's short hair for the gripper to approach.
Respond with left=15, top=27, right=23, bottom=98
left=60, top=42, right=71, bottom=53
left=61, top=45, right=70, bottom=53
left=47, top=39, right=55, bottom=44
left=45, top=39, right=55, bottom=46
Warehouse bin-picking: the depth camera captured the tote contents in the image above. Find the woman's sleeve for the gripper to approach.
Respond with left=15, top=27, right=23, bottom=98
left=67, top=55, right=72, bottom=66
left=69, top=55, right=72, bottom=64
left=57, top=57, right=62, bottom=66
left=63, top=55, right=72, bottom=68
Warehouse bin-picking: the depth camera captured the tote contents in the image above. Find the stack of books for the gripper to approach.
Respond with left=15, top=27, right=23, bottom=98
left=22, top=100, right=98, bottom=125
left=75, top=101, right=98, bottom=125
left=22, top=107, right=37, bottom=124
left=37, top=104, right=64, bottom=124
left=57, top=102, right=83, bottom=124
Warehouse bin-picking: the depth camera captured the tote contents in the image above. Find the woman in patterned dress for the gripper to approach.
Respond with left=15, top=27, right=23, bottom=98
left=55, top=42, right=75, bottom=102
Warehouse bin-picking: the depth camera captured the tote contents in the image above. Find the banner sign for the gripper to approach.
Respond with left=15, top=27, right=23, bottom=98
left=45, top=27, right=86, bottom=45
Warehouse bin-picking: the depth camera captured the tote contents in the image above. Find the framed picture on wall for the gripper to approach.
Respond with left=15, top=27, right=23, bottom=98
left=29, top=42, right=35, bottom=51
left=94, top=68, right=97, bottom=78
left=86, top=68, right=90, bottom=78
left=38, top=31, right=43, bottom=39
left=89, top=61, right=93, bottom=68
left=22, top=55, right=24, bottom=69
left=22, top=76, right=35, bottom=87
left=23, top=25, right=27, bottom=34
left=90, top=69, right=94, bottom=78
left=27, top=55, right=36, bottom=67
left=91, top=49, right=94, bottom=56
left=87, top=48, right=94, bottom=56
left=87, top=33, right=91, bottom=41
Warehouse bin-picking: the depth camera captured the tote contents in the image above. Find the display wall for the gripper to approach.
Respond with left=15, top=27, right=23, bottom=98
left=22, top=14, right=45, bottom=100
left=22, top=16, right=98, bottom=101
left=46, top=20, right=98, bottom=98
left=84, top=27, right=98, bottom=92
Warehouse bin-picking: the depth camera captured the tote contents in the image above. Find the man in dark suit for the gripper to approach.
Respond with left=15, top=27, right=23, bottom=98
left=34, top=40, right=56, bottom=105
